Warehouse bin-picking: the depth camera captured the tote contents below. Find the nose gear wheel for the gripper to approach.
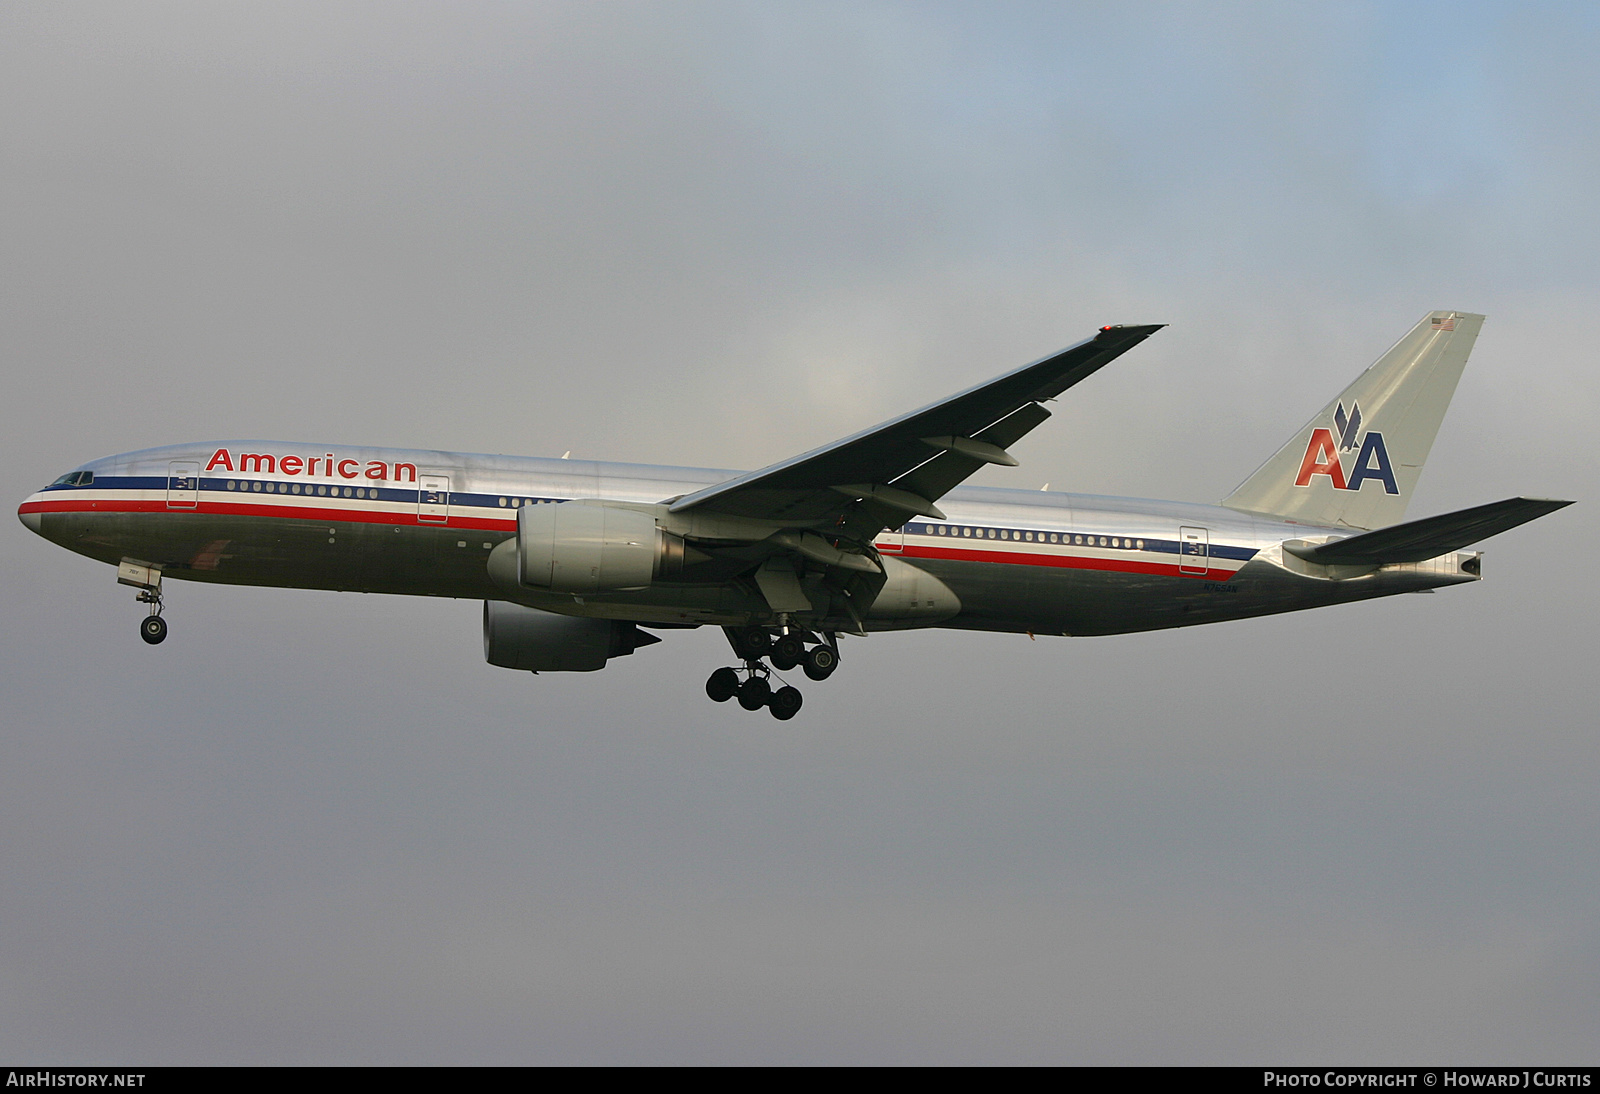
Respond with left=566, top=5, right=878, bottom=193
left=134, top=584, right=167, bottom=645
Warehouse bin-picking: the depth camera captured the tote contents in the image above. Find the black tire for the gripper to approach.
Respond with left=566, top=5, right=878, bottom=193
left=705, top=667, right=739, bottom=703
left=140, top=616, right=167, bottom=645
left=802, top=643, right=837, bottom=681
left=735, top=627, right=772, bottom=660
left=772, top=634, right=804, bottom=668
left=768, top=685, right=803, bottom=721
left=737, top=676, right=771, bottom=711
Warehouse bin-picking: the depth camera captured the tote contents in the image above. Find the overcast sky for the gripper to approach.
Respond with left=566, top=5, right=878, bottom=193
left=3, top=1, right=1597, bottom=1064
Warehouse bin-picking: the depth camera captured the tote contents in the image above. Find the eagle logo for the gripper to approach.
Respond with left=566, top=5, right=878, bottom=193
left=1293, top=401, right=1398, bottom=494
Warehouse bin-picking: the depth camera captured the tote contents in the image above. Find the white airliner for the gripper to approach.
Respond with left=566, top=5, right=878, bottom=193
left=18, top=312, right=1570, bottom=719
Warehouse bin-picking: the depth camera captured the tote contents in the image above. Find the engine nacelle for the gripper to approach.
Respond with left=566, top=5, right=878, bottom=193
left=483, top=601, right=660, bottom=672
left=517, top=500, right=689, bottom=595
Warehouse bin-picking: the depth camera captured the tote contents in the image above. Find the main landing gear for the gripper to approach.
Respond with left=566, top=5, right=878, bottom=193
left=705, top=626, right=838, bottom=720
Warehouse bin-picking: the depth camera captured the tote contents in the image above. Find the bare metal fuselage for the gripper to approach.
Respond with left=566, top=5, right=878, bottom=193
left=18, top=441, right=1480, bottom=638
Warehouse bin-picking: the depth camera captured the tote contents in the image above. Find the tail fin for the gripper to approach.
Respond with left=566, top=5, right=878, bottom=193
left=1222, top=311, right=1484, bottom=530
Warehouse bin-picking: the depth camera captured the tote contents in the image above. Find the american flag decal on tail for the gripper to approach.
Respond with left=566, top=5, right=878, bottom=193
left=1432, top=315, right=1456, bottom=331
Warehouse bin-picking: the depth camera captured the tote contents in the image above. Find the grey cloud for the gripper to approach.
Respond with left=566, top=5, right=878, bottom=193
left=3, top=1, right=1596, bottom=1063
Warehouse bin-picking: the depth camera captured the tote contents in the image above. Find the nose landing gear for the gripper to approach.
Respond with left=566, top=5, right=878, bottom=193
left=119, top=561, right=168, bottom=645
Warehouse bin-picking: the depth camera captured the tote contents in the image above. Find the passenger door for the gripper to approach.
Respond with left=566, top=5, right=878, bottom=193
left=1179, top=525, right=1209, bottom=575
left=167, top=461, right=200, bottom=509
left=417, top=474, right=451, bottom=524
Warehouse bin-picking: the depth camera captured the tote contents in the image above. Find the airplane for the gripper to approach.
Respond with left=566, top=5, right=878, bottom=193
left=17, top=311, right=1572, bottom=720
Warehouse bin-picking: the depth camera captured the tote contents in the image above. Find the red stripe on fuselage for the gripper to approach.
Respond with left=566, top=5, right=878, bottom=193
left=890, top=541, right=1241, bottom=581
left=18, top=496, right=519, bottom=533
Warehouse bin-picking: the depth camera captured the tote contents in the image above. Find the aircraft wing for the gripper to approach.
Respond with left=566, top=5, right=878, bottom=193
left=1285, top=496, right=1573, bottom=566
left=668, top=324, right=1163, bottom=536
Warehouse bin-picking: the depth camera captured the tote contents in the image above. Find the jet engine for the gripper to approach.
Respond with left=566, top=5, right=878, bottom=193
left=483, top=601, right=660, bottom=672
left=516, top=500, right=692, bottom=594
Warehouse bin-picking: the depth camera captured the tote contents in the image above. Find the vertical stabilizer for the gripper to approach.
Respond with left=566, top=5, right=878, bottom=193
left=1222, top=311, right=1483, bottom=530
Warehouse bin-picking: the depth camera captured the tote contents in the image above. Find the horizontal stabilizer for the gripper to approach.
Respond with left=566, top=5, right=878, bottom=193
left=1285, top=497, right=1573, bottom=566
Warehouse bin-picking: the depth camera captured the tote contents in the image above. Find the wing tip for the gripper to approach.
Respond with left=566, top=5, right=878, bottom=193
left=1096, top=323, right=1166, bottom=339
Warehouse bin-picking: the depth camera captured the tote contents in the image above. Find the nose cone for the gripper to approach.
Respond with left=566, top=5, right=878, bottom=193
left=18, top=497, right=44, bottom=535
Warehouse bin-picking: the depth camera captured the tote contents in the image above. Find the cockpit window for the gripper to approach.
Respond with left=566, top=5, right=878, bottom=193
left=51, top=471, right=93, bottom=487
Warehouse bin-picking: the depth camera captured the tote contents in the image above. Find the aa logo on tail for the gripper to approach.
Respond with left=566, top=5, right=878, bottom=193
left=1293, top=401, right=1398, bottom=494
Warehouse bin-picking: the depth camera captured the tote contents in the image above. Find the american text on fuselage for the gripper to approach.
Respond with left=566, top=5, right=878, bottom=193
left=17, top=314, right=1570, bottom=719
